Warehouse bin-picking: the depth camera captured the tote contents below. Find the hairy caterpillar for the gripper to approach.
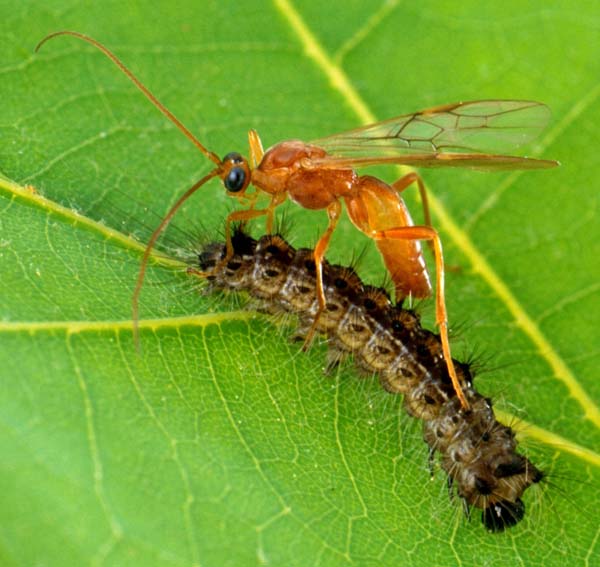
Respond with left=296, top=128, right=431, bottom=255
left=196, top=229, right=544, bottom=531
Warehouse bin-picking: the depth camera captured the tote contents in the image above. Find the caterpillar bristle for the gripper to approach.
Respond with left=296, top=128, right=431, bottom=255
left=196, top=228, right=543, bottom=530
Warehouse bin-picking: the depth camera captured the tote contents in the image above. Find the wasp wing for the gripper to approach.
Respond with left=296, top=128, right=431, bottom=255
left=310, top=100, right=558, bottom=171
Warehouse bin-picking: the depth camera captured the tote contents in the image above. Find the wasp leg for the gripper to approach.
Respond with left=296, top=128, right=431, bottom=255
left=302, top=200, right=342, bottom=351
left=391, top=172, right=432, bottom=228
left=372, top=225, right=469, bottom=410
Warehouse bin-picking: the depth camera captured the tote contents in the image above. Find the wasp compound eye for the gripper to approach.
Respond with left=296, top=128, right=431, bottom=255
left=223, top=151, right=244, bottom=164
left=225, top=166, right=246, bottom=192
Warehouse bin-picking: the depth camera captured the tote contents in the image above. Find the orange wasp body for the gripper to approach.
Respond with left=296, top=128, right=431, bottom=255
left=36, top=32, right=558, bottom=409
left=252, top=139, right=430, bottom=298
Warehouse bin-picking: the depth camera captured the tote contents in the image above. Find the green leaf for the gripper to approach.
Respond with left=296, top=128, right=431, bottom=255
left=1, top=1, right=599, bottom=566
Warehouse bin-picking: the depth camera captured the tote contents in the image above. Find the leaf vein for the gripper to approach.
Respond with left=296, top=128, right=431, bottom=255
left=66, top=334, right=123, bottom=564
left=333, top=0, right=400, bottom=65
left=273, top=0, right=600, bottom=428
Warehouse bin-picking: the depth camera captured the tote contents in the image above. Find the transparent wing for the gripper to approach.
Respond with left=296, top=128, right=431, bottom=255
left=310, top=100, right=558, bottom=170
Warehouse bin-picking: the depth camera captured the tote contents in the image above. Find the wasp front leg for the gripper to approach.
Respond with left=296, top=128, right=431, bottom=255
left=187, top=207, right=269, bottom=280
left=187, top=193, right=286, bottom=280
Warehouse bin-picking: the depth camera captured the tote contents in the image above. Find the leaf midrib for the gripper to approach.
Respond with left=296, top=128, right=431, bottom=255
left=272, top=0, right=600, bottom=428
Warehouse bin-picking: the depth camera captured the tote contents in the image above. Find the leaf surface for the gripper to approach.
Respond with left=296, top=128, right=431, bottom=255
left=1, top=1, right=599, bottom=565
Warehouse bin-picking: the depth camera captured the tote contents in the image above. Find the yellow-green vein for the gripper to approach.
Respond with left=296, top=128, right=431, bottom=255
left=273, top=0, right=600, bottom=428
left=0, top=175, right=182, bottom=270
left=495, top=410, right=600, bottom=468
left=0, top=312, right=255, bottom=335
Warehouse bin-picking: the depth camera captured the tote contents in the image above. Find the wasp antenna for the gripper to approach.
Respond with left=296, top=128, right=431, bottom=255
left=132, top=169, right=220, bottom=348
left=35, top=30, right=222, bottom=166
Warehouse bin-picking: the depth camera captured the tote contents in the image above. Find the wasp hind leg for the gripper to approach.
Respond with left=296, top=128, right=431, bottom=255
left=372, top=224, right=470, bottom=410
